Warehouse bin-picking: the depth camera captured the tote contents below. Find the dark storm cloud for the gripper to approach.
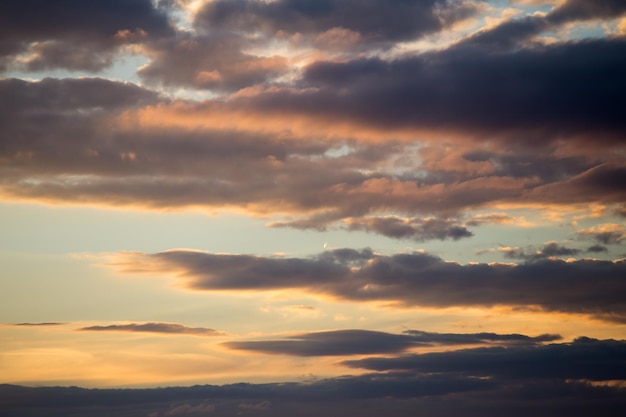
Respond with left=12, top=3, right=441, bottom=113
left=78, top=322, right=224, bottom=336
left=343, top=337, right=626, bottom=381
left=345, top=216, right=473, bottom=241
left=224, top=329, right=560, bottom=356
left=112, top=248, right=626, bottom=322
left=194, top=0, right=479, bottom=45
left=0, top=0, right=173, bottom=72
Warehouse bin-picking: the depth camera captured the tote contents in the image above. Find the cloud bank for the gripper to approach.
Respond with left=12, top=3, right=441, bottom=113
left=109, top=248, right=626, bottom=322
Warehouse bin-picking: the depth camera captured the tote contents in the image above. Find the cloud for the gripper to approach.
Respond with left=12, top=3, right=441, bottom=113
left=137, top=33, right=288, bottom=91
left=458, top=0, right=626, bottom=50
left=108, top=248, right=626, bottom=322
left=587, top=244, right=609, bottom=253
left=224, top=329, right=560, bottom=356
left=343, top=337, right=626, bottom=381
left=13, top=322, right=64, bottom=326
left=577, top=224, right=626, bottom=244
left=239, top=400, right=271, bottom=411
left=2, top=361, right=625, bottom=417
left=501, top=241, right=580, bottom=261
left=78, top=322, right=225, bottom=336
left=0, top=0, right=173, bottom=72
left=163, top=403, right=215, bottom=416
left=344, top=216, right=473, bottom=241
left=289, top=38, right=626, bottom=141
left=193, top=0, right=480, bottom=47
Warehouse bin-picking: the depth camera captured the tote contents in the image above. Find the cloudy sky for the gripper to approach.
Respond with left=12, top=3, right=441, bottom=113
left=1, top=0, right=626, bottom=415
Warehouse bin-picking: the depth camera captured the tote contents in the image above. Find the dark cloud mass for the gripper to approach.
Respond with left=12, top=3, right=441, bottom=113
left=3, top=336, right=626, bottom=417
left=1, top=75, right=624, bottom=238
left=79, top=322, right=224, bottom=336
left=289, top=38, right=626, bottom=138
left=112, top=248, right=626, bottom=322
left=224, top=329, right=560, bottom=356
left=0, top=0, right=173, bottom=72
left=343, top=337, right=626, bottom=382
left=194, top=0, right=478, bottom=45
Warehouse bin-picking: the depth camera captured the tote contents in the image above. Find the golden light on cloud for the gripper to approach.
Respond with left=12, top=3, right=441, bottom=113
left=2, top=0, right=626, bottom=413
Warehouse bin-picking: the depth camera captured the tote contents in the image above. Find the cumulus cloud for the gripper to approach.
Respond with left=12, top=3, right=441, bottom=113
left=108, top=248, right=626, bottom=322
left=224, top=329, right=560, bottom=356
left=78, top=322, right=225, bottom=336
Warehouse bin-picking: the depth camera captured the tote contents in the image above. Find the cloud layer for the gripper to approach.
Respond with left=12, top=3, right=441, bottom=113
left=3, top=337, right=626, bottom=416
left=225, top=329, right=560, bottom=356
left=79, top=322, right=224, bottom=336
left=109, top=248, right=626, bottom=322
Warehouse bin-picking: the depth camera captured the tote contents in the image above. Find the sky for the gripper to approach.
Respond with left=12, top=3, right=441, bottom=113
left=1, top=0, right=626, bottom=415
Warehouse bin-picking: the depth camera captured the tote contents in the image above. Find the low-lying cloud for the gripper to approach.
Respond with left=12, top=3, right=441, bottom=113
left=108, top=248, right=626, bottom=322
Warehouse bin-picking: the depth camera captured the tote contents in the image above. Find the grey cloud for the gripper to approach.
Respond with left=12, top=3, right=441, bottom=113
left=224, top=329, right=560, bottom=356
left=138, top=33, right=288, bottom=91
left=2, top=368, right=625, bottom=417
left=502, top=242, right=580, bottom=261
left=194, top=0, right=479, bottom=46
left=112, top=248, right=626, bottom=322
left=459, top=0, right=626, bottom=50
left=290, top=38, right=626, bottom=141
left=0, top=0, right=173, bottom=72
left=1, top=76, right=624, bottom=240
left=587, top=244, right=609, bottom=253
left=225, top=330, right=421, bottom=356
left=547, top=0, right=626, bottom=24
left=79, top=322, right=225, bottom=336
left=13, top=322, right=64, bottom=326
left=345, top=216, right=473, bottom=241
left=0, top=77, right=159, bottom=113
left=593, top=233, right=624, bottom=245
left=402, top=330, right=561, bottom=346
left=577, top=225, right=626, bottom=245
left=343, top=337, right=626, bottom=381
left=461, top=151, right=593, bottom=183
left=528, top=163, right=626, bottom=205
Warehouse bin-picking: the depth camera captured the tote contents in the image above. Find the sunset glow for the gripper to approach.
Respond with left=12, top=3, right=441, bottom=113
left=1, top=1, right=625, bottom=416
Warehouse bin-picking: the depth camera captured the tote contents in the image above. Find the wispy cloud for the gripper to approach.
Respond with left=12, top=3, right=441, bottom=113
left=78, top=322, right=225, bottom=336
